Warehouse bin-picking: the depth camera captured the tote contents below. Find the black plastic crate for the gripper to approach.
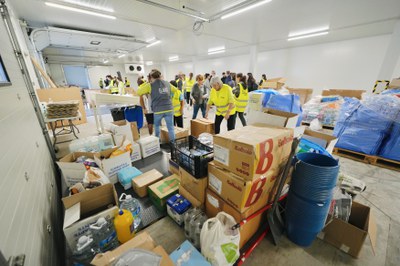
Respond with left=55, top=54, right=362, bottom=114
left=171, top=135, right=213, bottom=178
left=110, top=107, right=126, bottom=121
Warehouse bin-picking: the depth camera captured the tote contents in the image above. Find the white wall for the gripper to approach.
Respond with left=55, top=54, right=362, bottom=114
left=0, top=1, right=61, bottom=265
left=47, top=63, right=66, bottom=87
left=164, top=34, right=393, bottom=95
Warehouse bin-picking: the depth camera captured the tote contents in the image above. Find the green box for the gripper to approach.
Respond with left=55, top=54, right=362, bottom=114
left=148, top=174, right=180, bottom=211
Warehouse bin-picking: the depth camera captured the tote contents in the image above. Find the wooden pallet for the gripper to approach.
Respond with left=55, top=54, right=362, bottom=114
left=333, top=148, right=400, bottom=172
left=302, top=122, right=335, bottom=130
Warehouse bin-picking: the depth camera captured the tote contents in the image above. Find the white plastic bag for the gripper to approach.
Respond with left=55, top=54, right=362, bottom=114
left=200, top=212, right=240, bottom=266
left=83, top=167, right=110, bottom=186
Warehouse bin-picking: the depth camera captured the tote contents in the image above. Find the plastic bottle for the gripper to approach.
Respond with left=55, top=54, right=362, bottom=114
left=192, top=213, right=207, bottom=249
left=89, top=217, right=119, bottom=252
left=114, top=209, right=135, bottom=243
left=183, top=208, right=199, bottom=239
left=119, top=193, right=142, bottom=230
left=72, top=235, right=95, bottom=264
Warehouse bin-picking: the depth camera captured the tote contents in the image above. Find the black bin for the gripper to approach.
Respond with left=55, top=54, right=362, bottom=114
left=110, top=107, right=126, bottom=121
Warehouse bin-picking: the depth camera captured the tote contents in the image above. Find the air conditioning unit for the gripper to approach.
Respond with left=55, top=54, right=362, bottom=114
left=125, top=64, right=144, bottom=74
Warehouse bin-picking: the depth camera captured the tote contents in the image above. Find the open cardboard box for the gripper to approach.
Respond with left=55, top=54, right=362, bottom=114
left=108, top=120, right=140, bottom=144
left=261, top=77, right=286, bottom=89
left=248, top=108, right=299, bottom=128
left=302, top=128, right=338, bottom=154
left=161, top=126, right=189, bottom=143
left=286, top=88, right=313, bottom=105
left=91, top=231, right=174, bottom=266
left=190, top=118, right=214, bottom=138
left=389, top=78, right=400, bottom=88
left=62, top=183, right=119, bottom=249
left=94, top=147, right=132, bottom=184
left=56, top=151, right=95, bottom=187
left=318, top=201, right=377, bottom=258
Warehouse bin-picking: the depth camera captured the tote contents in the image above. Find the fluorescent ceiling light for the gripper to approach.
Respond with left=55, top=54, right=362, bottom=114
left=288, top=26, right=330, bottom=37
left=64, top=0, right=114, bottom=12
left=169, top=56, right=179, bottom=62
left=208, top=46, right=225, bottom=53
left=221, top=0, right=272, bottom=20
left=45, top=2, right=116, bottom=19
left=146, top=37, right=156, bottom=43
left=146, top=61, right=153, bottom=66
left=288, top=31, right=329, bottom=41
left=146, top=40, right=161, bottom=48
left=208, top=50, right=225, bottom=55
left=90, top=41, right=101, bottom=45
left=103, top=59, right=109, bottom=63
left=118, top=54, right=126, bottom=58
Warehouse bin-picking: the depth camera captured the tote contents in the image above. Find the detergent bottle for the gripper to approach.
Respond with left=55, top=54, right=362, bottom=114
left=114, top=209, right=135, bottom=243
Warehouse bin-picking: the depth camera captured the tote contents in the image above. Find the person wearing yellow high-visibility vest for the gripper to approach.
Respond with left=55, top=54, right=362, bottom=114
left=138, top=76, right=154, bottom=135
left=110, top=77, right=119, bottom=94
left=117, top=77, right=125, bottom=95
left=184, top=73, right=195, bottom=107
left=124, top=77, right=131, bottom=87
left=259, top=74, right=268, bottom=87
left=233, top=73, right=249, bottom=126
left=99, top=78, right=104, bottom=89
left=170, top=80, right=184, bottom=128
left=205, top=76, right=236, bottom=134
left=137, top=69, right=178, bottom=142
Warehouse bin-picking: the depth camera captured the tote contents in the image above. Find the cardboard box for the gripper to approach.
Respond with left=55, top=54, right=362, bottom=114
left=389, top=78, right=400, bottom=88
left=91, top=231, right=174, bottom=266
left=132, top=169, right=163, bottom=198
left=179, top=185, right=203, bottom=208
left=302, top=129, right=338, bottom=154
left=248, top=92, right=265, bottom=112
left=208, top=162, right=277, bottom=212
left=247, top=108, right=299, bottom=128
left=191, top=118, right=214, bottom=138
left=109, top=120, right=140, bottom=144
left=138, top=136, right=160, bottom=158
left=205, top=189, right=265, bottom=249
left=62, top=184, right=118, bottom=249
left=169, top=159, right=180, bottom=176
left=170, top=240, right=211, bottom=266
left=148, top=175, right=180, bottom=211
left=180, top=167, right=208, bottom=204
left=129, top=141, right=142, bottom=162
left=94, top=148, right=132, bottom=184
left=213, top=125, right=293, bottom=181
left=322, top=89, right=365, bottom=99
left=318, top=201, right=377, bottom=258
left=286, top=88, right=313, bottom=105
left=161, top=126, right=189, bottom=143
left=57, top=152, right=95, bottom=187
left=261, top=77, right=286, bottom=89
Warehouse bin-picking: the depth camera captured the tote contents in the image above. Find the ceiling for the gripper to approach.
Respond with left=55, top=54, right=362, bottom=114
left=10, top=0, right=400, bottom=66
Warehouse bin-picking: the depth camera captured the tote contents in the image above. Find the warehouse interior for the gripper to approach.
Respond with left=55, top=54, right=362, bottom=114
left=0, top=0, right=400, bottom=265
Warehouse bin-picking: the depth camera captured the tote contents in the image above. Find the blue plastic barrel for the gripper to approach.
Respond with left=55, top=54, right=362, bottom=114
left=290, top=153, right=339, bottom=202
left=124, top=106, right=144, bottom=129
left=286, top=192, right=331, bottom=246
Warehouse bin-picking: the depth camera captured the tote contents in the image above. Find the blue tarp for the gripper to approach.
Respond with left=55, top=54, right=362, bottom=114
left=265, top=94, right=303, bottom=126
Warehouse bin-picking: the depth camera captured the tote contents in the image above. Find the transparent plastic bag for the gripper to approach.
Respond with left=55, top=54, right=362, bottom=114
left=113, top=249, right=161, bottom=266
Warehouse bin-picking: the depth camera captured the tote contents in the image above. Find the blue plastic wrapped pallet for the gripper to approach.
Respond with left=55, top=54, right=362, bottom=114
left=334, top=95, right=400, bottom=156
left=118, top=166, right=143, bottom=190
left=379, top=116, right=400, bottom=161
left=253, top=88, right=280, bottom=107
left=167, top=194, right=192, bottom=226
left=265, top=94, right=303, bottom=126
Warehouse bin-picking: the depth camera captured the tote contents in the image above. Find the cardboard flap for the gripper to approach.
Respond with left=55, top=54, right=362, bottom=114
left=64, top=202, right=81, bottom=229
left=368, top=209, right=377, bottom=255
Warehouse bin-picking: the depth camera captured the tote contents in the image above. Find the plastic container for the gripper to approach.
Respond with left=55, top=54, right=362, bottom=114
left=171, top=136, right=213, bottom=178
left=111, top=107, right=126, bottom=122
left=285, top=192, right=331, bottom=247
left=119, top=193, right=142, bottom=230
left=89, top=217, right=119, bottom=252
left=184, top=208, right=202, bottom=239
left=114, top=209, right=135, bottom=243
left=72, top=235, right=95, bottom=264
left=124, top=106, right=144, bottom=129
left=291, top=153, right=339, bottom=202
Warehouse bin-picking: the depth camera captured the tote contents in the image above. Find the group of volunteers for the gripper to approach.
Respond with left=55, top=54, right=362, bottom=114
left=99, top=75, right=131, bottom=94
left=134, top=68, right=268, bottom=143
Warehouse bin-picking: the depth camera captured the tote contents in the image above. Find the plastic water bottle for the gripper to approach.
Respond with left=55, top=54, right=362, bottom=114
left=89, top=217, right=119, bottom=252
left=191, top=212, right=207, bottom=249
left=183, top=208, right=200, bottom=239
left=72, top=235, right=95, bottom=264
left=114, top=209, right=135, bottom=243
left=119, top=193, right=142, bottom=230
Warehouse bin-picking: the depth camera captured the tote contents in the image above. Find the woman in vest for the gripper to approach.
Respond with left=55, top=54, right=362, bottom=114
left=233, top=73, right=249, bottom=126
left=205, top=76, right=236, bottom=134
left=138, top=76, right=154, bottom=135
left=190, top=74, right=208, bottom=120
left=137, top=69, right=176, bottom=142
left=185, top=73, right=195, bottom=107
left=259, top=74, right=268, bottom=87
left=170, top=80, right=184, bottom=128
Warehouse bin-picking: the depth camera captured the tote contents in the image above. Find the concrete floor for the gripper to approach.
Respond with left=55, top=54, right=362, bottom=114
left=56, top=105, right=400, bottom=266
